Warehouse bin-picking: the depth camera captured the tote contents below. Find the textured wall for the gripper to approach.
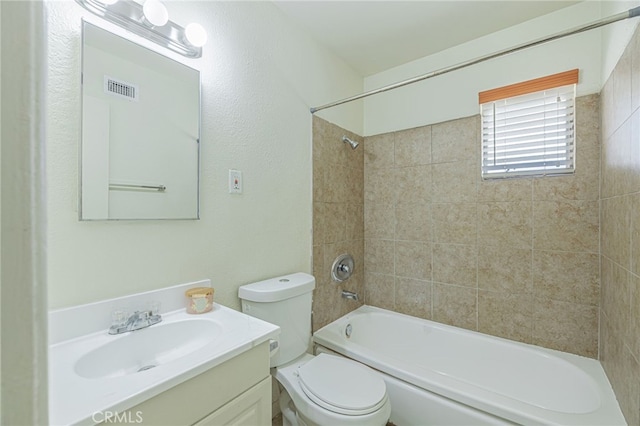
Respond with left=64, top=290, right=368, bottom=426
left=363, top=1, right=603, bottom=136
left=45, top=1, right=363, bottom=310
left=363, top=95, right=600, bottom=358
left=1, top=2, right=49, bottom=423
left=600, top=0, right=640, bottom=87
left=312, top=117, right=364, bottom=331
left=599, top=23, right=640, bottom=426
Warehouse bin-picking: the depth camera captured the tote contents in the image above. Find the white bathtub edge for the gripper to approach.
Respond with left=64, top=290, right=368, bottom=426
left=313, top=305, right=627, bottom=426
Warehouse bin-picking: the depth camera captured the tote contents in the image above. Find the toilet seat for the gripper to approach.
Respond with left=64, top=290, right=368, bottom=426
left=296, top=353, right=388, bottom=416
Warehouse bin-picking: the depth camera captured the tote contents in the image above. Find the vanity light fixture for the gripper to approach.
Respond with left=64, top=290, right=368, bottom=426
left=142, top=0, right=168, bottom=27
left=185, top=22, right=208, bottom=48
left=75, top=0, right=207, bottom=58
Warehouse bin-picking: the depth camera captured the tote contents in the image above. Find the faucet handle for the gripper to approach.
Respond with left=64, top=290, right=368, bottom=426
left=111, top=308, right=128, bottom=327
left=338, top=264, right=350, bottom=274
left=146, top=300, right=161, bottom=317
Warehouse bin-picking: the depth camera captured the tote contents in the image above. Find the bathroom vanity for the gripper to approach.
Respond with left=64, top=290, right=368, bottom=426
left=98, top=343, right=271, bottom=425
left=48, top=280, right=279, bottom=425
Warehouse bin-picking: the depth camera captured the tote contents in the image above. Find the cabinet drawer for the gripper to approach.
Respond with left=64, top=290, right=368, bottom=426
left=194, top=377, right=271, bottom=426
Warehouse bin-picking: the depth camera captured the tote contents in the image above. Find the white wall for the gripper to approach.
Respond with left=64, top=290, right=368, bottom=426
left=363, top=1, right=603, bottom=136
left=46, top=0, right=363, bottom=309
left=1, top=2, right=48, bottom=423
left=0, top=1, right=3, bottom=419
left=601, top=0, right=640, bottom=82
left=0, top=2, right=3, bottom=420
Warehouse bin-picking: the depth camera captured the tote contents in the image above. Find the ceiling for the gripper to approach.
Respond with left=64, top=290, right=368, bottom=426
left=274, top=1, right=582, bottom=76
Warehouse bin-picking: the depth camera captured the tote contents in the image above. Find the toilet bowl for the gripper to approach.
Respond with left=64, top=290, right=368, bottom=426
left=276, top=353, right=390, bottom=426
left=238, top=273, right=391, bottom=426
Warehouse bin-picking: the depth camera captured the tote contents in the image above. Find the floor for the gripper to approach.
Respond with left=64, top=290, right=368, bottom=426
left=272, top=413, right=394, bottom=426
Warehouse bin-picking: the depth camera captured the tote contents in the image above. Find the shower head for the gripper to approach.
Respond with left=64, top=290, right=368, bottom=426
left=342, top=135, right=359, bottom=150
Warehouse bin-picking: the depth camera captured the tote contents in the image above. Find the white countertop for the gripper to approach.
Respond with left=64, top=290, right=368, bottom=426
left=49, top=283, right=279, bottom=426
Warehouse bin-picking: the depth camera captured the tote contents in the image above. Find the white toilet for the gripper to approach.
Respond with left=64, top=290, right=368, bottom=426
left=238, top=272, right=391, bottom=426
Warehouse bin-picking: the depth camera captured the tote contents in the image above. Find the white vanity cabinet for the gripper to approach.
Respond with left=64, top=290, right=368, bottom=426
left=194, top=377, right=271, bottom=425
left=50, top=285, right=279, bottom=426
left=100, top=342, right=271, bottom=425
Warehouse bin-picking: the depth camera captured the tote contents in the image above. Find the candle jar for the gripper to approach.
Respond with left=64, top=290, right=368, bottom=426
left=185, top=287, right=214, bottom=314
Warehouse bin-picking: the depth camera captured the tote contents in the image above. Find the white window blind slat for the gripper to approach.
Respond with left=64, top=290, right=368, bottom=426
left=481, top=84, right=576, bottom=179
left=483, top=145, right=574, bottom=159
left=484, top=130, right=574, bottom=147
left=486, top=152, right=573, bottom=165
left=484, top=100, right=574, bottom=122
left=483, top=160, right=572, bottom=173
left=485, top=87, right=575, bottom=108
left=484, top=114, right=574, bottom=135
left=483, top=158, right=573, bottom=168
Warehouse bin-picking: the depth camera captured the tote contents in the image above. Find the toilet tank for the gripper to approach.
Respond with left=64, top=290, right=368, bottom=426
left=238, top=273, right=315, bottom=367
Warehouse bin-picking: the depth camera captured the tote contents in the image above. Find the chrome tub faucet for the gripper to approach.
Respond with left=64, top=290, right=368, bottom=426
left=341, top=290, right=359, bottom=301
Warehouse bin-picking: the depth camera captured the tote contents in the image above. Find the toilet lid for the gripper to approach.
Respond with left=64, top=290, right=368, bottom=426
left=297, top=353, right=387, bottom=416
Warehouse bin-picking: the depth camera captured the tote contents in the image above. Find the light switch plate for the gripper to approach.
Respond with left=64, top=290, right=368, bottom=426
left=229, top=169, right=242, bottom=194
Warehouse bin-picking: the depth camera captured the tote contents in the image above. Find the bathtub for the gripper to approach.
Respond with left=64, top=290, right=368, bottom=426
left=313, top=306, right=626, bottom=426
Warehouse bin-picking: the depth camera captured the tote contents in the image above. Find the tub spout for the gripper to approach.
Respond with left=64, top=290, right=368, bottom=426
left=342, top=290, right=359, bottom=301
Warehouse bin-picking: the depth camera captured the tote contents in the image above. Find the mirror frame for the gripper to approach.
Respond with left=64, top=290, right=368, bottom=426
left=79, top=20, right=201, bottom=221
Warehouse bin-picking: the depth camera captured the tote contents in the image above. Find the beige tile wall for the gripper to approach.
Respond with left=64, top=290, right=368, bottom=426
left=312, top=49, right=639, bottom=422
left=599, top=24, right=640, bottom=426
left=312, top=117, right=365, bottom=331
left=363, top=95, right=601, bottom=358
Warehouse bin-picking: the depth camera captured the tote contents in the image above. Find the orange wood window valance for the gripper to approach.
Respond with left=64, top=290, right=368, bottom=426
left=478, top=69, right=579, bottom=104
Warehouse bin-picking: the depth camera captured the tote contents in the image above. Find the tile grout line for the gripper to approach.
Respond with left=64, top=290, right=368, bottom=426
left=531, top=168, right=535, bottom=343
left=475, top=118, right=480, bottom=333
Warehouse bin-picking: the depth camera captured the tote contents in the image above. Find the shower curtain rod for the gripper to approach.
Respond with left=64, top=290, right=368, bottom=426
left=310, top=6, right=640, bottom=114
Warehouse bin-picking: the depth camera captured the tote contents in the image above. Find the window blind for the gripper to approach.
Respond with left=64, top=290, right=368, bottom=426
left=480, top=74, right=577, bottom=179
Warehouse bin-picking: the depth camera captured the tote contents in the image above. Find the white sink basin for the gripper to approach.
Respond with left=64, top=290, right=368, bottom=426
left=49, top=299, right=280, bottom=426
left=74, top=319, right=222, bottom=379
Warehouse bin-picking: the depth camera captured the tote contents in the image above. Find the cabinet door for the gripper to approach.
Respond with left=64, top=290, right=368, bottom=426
left=195, top=377, right=271, bottom=426
left=98, top=343, right=270, bottom=426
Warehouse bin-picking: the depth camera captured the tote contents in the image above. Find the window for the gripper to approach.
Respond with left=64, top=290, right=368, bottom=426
left=479, top=69, right=578, bottom=179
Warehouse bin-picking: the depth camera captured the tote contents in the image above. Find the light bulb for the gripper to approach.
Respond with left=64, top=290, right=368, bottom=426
left=185, top=23, right=207, bottom=47
left=142, top=0, right=168, bottom=27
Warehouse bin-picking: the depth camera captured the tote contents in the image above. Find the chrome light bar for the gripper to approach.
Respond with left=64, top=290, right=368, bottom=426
left=75, top=0, right=204, bottom=58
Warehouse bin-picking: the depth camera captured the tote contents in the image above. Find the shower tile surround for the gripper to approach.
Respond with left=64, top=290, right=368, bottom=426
left=314, top=58, right=640, bottom=421
left=313, top=96, right=601, bottom=357
left=599, top=23, right=640, bottom=426
left=361, top=97, right=601, bottom=359
left=312, top=117, right=365, bottom=331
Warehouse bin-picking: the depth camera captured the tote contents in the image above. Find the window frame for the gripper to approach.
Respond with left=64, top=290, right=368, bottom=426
left=479, top=69, right=579, bottom=180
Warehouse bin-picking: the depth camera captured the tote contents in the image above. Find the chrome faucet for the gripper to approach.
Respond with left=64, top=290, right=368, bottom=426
left=341, top=290, right=359, bottom=301
left=109, top=310, right=162, bottom=335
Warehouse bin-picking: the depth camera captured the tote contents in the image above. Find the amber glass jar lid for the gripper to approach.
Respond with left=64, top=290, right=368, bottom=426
left=185, top=287, right=213, bottom=297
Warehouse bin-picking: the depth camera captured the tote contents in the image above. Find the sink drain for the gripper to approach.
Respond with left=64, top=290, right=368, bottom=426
left=137, top=364, right=156, bottom=372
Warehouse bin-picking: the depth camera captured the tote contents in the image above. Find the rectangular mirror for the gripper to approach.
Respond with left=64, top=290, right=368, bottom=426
left=80, top=21, right=200, bottom=220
